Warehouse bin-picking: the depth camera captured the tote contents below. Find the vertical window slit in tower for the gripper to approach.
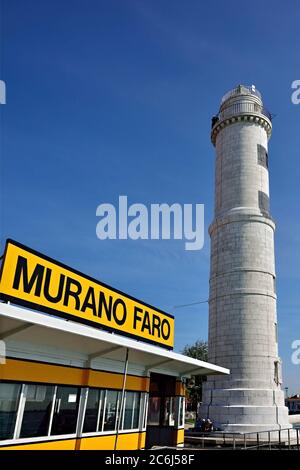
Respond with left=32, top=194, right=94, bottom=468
left=274, top=361, right=280, bottom=385
left=257, top=144, right=268, bottom=169
left=258, top=190, right=270, bottom=215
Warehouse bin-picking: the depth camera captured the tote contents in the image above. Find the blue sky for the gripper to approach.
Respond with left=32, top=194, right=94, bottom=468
left=1, top=0, right=299, bottom=393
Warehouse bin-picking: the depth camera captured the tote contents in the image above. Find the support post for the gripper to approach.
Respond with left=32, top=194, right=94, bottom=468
left=114, top=347, right=129, bottom=450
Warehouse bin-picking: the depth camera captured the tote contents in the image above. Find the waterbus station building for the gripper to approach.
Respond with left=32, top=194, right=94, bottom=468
left=0, top=240, right=228, bottom=450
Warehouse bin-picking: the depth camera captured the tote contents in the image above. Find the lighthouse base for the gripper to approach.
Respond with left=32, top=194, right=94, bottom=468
left=199, top=386, right=292, bottom=433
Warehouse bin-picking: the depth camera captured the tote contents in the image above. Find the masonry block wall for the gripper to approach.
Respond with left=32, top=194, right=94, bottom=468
left=200, top=85, right=291, bottom=432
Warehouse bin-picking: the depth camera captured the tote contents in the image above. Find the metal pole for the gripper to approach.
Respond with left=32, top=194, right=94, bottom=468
left=114, top=347, right=129, bottom=451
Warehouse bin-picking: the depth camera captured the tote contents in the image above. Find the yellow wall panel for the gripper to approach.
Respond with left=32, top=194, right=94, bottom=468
left=0, top=359, right=84, bottom=386
left=175, top=381, right=185, bottom=396
left=0, top=439, right=77, bottom=450
left=176, top=429, right=185, bottom=444
left=115, top=432, right=146, bottom=450
left=84, top=369, right=149, bottom=391
left=0, top=433, right=146, bottom=451
left=78, top=432, right=146, bottom=450
left=0, top=358, right=149, bottom=392
left=78, top=435, right=116, bottom=450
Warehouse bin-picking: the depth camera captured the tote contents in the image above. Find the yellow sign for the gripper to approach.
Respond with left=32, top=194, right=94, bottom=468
left=0, top=240, right=174, bottom=349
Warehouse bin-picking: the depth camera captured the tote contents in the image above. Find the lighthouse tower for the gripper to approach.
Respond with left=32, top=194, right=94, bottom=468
left=200, top=85, right=291, bottom=432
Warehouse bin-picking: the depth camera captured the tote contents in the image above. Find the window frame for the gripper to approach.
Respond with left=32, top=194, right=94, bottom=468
left=102, top=389, right=120, bottom=433
left=81, top=387, right=103, bottom=435
left=0, top=382, right=146, bottom=445
left=17, top=383, right=57, bottom=439
left=81, top=388, right=143, bottom=437
left=0, top=382, right=81, bottom=444
left=176, top=396, right=185, bottom=429
left=120, top=391, right=141, bottom=431
left=50, top=385, right=81, bottom=437
left=4, top=382, right=24, bottom=441
left=141, top=392, right=149, bottom=431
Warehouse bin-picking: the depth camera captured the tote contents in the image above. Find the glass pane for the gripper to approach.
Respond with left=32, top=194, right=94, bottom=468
left=162, top=397, right=175, bottom=426
left=132, top=392, right=140, bottom=429
left=0, top=383, right=21, bottom=440
left=147, top=397, right=160, bottom=425
left=20, top=385, right=55, bottom=438
left=83, top=389, right=101, bottom=433
left=51, top=386, right=80, bottom=436
left=178, top=397, right=184, bottom=427
left=123, top=392, right=134, bottom=430
left=103, top=390, right=119, bottom=431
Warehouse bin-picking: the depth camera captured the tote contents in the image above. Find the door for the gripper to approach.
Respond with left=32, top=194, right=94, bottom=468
left=145, top=373, right=177, bottom=448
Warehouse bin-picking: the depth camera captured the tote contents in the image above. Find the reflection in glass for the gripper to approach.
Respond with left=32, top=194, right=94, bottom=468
left=162, top=397, right=175, bottom=426
left=123, top=392, right=134, bottom=429
left=20, top=385, right=55, bottom=438
left=51, top=386, right=80, bottom=436
left=178, top=397, right=184, bottom=427
left=103, top=390, right=119, bottom=431
left=83, top=389, right=102, bottom=433
left=132, top=392, right=140, bottom=429
left=147, top=397, right=161, bottom=425
left=0, top=383, right=21, bottom=440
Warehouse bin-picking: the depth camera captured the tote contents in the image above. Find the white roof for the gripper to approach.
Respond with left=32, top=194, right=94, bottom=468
left=0, top=302, right=229, bottom=378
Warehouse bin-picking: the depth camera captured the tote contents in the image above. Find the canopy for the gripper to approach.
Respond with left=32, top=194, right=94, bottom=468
left=0, top=302, right=229, bottom=378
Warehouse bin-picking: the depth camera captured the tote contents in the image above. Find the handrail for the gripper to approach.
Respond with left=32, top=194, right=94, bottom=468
left=211, top=103, right=272, bottom=130
left=212, top=102, right=272, bottom=128
left=186, top=426, right=300, bottom=450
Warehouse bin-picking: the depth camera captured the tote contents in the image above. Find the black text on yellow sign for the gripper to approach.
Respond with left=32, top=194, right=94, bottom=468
left=0, top=240, right=174, bottom=349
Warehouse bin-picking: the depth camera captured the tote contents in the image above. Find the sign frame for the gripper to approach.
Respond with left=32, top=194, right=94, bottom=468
left=0, top=239, right=174, bottom=349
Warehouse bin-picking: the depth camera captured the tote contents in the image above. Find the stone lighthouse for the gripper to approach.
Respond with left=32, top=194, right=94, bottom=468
left=200, top=85, right=291, bottom=432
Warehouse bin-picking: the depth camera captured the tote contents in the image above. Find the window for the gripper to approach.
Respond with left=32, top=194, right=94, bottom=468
left=123, top=391, right=134, bottom=429
left=103, top=390, right=119, bottom=431
left=0, top=383, right=21, bottom=440
left=257, top=144, right=268, bottom=169
left=82, top=388, right=142, bottom=435
left=177, top=396, right=185, bottom=428
left=132, top=393, right=140, bottom=429
left=122, top=391, right=140, bottom=430
left=274, top=361, right=279, bottom=385
left=51, top=386, right=80, bottom=436
left=258, top=190, right=270, bottom=215
left=274, top=361, right=282, bottom=386
left=162, top=397, right=175, bottom=426
left=83, top=389, right=103, bottom=433
left=0, top=383, right=143, bottom=442
left=147, top=397, right=161, bottom=425
left=20, top=384, right=55, bottom=438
